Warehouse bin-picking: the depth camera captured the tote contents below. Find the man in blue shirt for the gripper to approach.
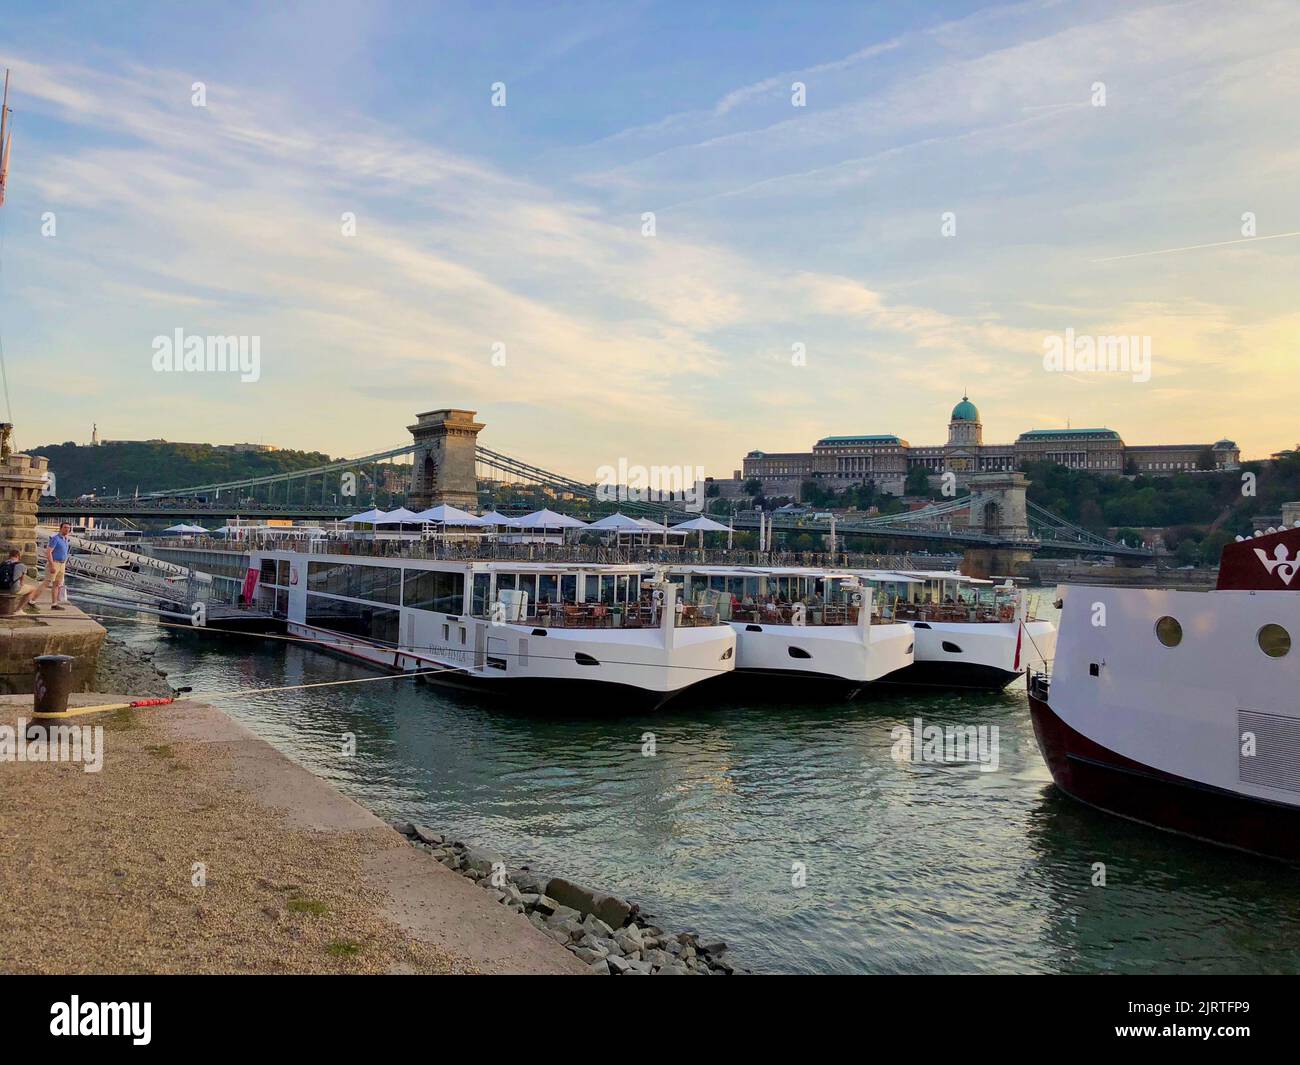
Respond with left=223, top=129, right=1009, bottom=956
left=23, top=522, right=72, bottom=612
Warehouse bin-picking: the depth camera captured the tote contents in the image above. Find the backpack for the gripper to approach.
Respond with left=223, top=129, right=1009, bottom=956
left=0, top=559, right=19, bottom=589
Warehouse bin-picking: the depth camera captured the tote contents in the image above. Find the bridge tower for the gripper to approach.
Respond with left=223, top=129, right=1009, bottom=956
left=962, top=471, right=1033, bottom=579
left=407, top=408, right=485, bottom=511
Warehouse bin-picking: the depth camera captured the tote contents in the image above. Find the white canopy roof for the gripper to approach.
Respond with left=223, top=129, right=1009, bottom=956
left=376, top=507, right=423, bottom=523
left=163, top=523, right=208, bottom=534
left=587, top=512, right=647, bottom=531
left=514, top=508, right=589, bottom=529
left=411, top=504, right=483, bottom=525
left=477, top=510, right=521, bottom=527
left=671, top=515, right=731, bottom=532
left=343, top=508, right=389, bottom=524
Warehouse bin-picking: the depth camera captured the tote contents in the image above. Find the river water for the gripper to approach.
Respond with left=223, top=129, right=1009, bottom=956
left=99, top=602, right=1300, bottom=975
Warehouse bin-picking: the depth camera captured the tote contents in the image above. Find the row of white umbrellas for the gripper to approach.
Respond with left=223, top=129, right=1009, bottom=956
left=341, top=507, right=733, bottom=533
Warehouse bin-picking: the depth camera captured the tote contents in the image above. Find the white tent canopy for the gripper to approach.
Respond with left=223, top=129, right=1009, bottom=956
left=587, top=512, right=647, bottom=531
left=343, top=508, right=389, bottom=524
left=671, top=515, right=731, bottom=532
left=412, top=503, right=483, bottom=525
left=514, top=508, right=589, bottom=529
left=376, top=507, right=422, bottom=524
left=163, top=523, right=208, bottom=534
left=477, top=510, right=520, bottom=527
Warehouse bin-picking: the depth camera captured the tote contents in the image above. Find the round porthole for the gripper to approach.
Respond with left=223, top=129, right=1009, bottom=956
left=1257, top=624, right=1291, bottom=658
left=1154, top=616, right=1182, bottom=647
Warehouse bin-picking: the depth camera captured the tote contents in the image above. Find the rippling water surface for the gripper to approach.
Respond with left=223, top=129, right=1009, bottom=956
left=102, top=600, right=1300, bottom=975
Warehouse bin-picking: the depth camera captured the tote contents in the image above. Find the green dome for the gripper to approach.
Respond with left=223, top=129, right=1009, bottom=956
left=951, top=396, right=979, bottom=422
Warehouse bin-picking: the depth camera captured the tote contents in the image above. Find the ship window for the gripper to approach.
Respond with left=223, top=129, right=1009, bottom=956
left=1257, top=624, right=1291, bottom=658
left=941, top=641, right=963, bottom=654
left=574, top=652, right=600, bottom=666
left=1155, top=616, right=1183, bottom=647
left=788, top=646, right=811, bottom=659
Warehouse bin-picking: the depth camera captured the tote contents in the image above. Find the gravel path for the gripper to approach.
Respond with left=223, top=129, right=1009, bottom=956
left=0, top=694, right=586, bottom=975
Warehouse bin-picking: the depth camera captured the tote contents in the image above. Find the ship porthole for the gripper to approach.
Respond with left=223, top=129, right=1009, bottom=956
left=1154, top=616, right=1183, bottom=647
left=1257, top=624, right=1291, bottom=658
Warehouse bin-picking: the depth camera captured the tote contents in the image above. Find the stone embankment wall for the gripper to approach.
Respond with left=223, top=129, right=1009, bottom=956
left=392, top=822, right=741, bottom=975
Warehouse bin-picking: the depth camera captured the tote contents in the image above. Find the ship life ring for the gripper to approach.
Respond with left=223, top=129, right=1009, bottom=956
left=653, top=589, right=665, bottom=605
left=290, top=566, right=299, bottom=586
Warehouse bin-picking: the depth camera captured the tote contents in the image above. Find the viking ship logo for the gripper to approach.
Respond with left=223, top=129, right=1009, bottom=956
left=1255, top=544, right=1300, bottom=585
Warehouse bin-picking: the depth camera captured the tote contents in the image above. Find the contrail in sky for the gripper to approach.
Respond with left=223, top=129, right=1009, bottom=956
left=1091, top=231, right=1300, bottom=263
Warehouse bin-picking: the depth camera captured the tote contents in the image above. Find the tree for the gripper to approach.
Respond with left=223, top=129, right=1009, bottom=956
left=742, top=477, right=763, bottom=498
left=904, top=465, right=931, bottom=496
left=1199, top=530, right=1233, bottom=566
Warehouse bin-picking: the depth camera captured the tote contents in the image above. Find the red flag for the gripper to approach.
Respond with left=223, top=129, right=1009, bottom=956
left=241, top=567, right=260, bottom=606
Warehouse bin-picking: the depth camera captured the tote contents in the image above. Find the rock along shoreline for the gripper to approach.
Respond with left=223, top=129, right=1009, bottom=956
left=391, top=822, right=743, bottom=975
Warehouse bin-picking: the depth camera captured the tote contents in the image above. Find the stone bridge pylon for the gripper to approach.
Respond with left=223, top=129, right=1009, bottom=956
left=961, top=471, right=1033, bottom=579
left=407, top=408, right=485, bottom=511
left=964, top=471, right=1030, bottom=540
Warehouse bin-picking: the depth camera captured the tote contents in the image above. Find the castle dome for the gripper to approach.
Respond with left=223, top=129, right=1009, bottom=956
left=950, top=395, right=979, bottom=423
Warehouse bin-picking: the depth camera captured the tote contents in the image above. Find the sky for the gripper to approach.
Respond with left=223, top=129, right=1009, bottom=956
left=1, top=0, right=1297, bottom=484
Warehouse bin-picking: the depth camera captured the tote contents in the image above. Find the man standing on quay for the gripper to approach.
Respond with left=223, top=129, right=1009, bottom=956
left=20, top=521, right=72, bottom=612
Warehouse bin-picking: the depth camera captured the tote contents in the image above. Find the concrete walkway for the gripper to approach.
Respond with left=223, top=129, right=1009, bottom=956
left=0, top=693, right=588, bottom=975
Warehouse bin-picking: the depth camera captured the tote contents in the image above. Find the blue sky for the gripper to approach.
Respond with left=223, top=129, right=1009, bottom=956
left=1, top=0, right=1297, bottom=481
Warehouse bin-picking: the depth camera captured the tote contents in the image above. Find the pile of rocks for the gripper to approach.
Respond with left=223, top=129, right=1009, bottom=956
left=392, top=821, right=739, bottom=975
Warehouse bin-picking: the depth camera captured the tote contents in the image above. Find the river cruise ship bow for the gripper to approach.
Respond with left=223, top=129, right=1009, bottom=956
left=1028, top=525, right=1300, bottom=860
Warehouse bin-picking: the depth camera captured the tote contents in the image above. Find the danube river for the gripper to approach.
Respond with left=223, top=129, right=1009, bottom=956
left=103, top=606, right=1300, bottom=975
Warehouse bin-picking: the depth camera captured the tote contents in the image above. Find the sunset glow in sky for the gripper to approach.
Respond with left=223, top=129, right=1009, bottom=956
left=2, top=0, right=1298, bottom=480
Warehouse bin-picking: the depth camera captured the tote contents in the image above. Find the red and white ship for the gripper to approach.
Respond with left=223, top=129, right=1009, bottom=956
left=1028, top=524, right=1300, bottom=861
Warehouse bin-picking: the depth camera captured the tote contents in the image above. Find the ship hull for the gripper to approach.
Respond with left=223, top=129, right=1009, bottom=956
left=416, top=669, right=684, bottom=712
left=881, top=660, right=1022, bottom=691
left=1028, top=685, right=1300, bottom=862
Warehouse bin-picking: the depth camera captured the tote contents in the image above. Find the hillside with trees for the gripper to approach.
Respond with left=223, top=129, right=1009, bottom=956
left=29, top=441, right=334, bottom=498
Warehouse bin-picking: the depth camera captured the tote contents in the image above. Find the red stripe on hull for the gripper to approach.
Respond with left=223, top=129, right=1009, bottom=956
left=1027, top=687, right=1300, bottom=862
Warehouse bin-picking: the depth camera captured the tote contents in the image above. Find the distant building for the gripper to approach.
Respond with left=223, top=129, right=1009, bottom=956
left=740, top=395, right=1240, bottom=500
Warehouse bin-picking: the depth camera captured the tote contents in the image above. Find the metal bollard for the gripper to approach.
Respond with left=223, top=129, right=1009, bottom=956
left=33, top=654, right=75, bottom=716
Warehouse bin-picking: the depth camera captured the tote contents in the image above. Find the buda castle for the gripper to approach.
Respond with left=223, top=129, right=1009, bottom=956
left=737, top=396, right=1240, bottom=500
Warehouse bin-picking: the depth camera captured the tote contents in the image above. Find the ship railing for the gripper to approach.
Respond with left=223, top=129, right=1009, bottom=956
left=472, top=603, right=727, bottom=629
left=214, top=534, right=959, bottom=571
left=892, top=601, right=1017, bottom=624
left=726, top=597, right=861, bottom=626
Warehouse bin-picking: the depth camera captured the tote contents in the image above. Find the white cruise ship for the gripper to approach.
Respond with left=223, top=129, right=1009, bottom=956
left=660, top=565, right=915, bottom=697
left=860, top=569, right=1056, bottom=690
left=246, top=550, right=736, bottom=710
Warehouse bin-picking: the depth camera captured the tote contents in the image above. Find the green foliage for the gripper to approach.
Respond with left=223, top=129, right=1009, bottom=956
left=1019, top=456, right=1300, bottom=567
left=904, top=465, right=931, bottom=496
left=1019, top=460, right=1246, bottom=532
left=30, top=441, right=333, bottom=498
